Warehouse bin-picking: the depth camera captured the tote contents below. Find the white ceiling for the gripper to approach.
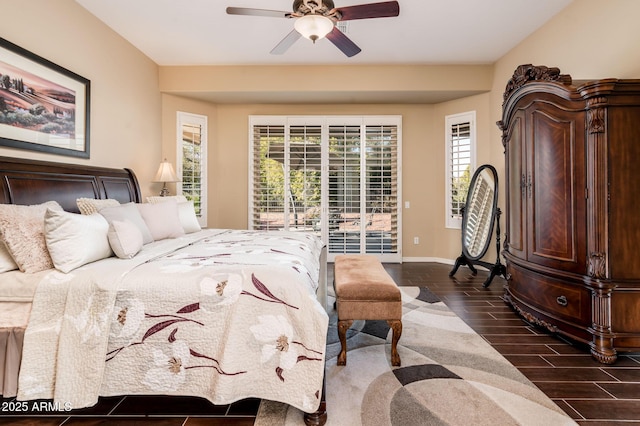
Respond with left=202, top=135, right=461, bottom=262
left=75, top=0, right=573, bottom=66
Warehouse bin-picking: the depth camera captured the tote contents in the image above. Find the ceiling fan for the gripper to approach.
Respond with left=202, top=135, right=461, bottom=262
left=226, top=0, right=400, bottom=57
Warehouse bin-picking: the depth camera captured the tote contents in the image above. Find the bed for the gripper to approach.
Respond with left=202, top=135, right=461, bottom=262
left=0, top=156, right=328, bottom=425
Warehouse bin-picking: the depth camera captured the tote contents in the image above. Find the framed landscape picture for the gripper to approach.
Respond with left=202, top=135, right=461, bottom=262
left=0, top=37, right=90, bottom=158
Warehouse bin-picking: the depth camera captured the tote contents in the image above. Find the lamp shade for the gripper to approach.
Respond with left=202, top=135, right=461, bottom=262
left=153, top=159, right=179, bottom=183
left=294, top=14, right=334, bottom=42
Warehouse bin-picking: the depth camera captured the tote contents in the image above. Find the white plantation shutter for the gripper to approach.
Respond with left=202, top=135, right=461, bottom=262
left=446, top=111, right=476, bottom=229
left=328, top=124, right=361, bottom=254
left=288, top=125, right=322, bottom=231
left=177, top=112, right=207, bottom=227
left=251, top=124, right=286, bottom=230
left=365, top=125, right=398, bottom=255
left=249, top=116, right=402, bottom=262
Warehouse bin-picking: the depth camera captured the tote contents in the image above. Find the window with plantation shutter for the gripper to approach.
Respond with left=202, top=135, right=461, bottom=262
left=365, top=124, right=399, bottom=255
left=445, top=111, right=476, bottom=229
left=328, top=124, right=361, bottom=254
left=251, top=123, right=286, bottom=231
left=249, top=116, right=402, bottom=262
left=177, top=112, right=207, bottom=227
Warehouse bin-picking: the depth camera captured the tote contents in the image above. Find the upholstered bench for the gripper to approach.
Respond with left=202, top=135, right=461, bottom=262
left=334, top=254, right=402, bottom=366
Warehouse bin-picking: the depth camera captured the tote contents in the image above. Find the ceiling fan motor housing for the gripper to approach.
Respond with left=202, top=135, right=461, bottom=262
left=293, top=0, right=339, bottom=19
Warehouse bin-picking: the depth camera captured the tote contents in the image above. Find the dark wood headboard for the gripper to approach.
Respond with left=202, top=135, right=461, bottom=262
left=0, top=156, right=142, bottom=213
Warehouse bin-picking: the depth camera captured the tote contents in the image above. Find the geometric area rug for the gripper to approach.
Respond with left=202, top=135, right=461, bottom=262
left=255, top=286, right=577, bottom=426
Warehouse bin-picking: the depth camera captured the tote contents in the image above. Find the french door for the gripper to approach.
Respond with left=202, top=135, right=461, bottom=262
left=249, top=116, right=401, bottom=262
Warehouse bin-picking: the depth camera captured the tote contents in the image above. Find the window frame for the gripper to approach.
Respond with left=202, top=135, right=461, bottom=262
left=176, top=111, right=207, bottom=228
left=445, top=111, right=476, bottom=229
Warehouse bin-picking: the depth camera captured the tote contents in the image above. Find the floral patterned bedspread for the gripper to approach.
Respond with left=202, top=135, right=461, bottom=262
left=18, top=229, right=328, bottom=413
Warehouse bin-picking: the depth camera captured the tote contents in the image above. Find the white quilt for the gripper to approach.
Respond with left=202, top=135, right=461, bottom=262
left=18, top=229, right=328, bottom=413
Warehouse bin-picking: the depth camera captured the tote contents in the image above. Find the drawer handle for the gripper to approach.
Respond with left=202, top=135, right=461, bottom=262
left=556, top=295, right=568, bottom=307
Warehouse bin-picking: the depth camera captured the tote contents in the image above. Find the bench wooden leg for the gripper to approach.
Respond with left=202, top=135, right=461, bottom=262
left=387, top=320, right=402, bottom=366
left=337, top=319, right=353, bottom=365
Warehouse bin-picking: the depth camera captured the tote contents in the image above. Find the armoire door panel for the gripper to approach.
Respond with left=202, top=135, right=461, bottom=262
left=607, top=108, right=640, bottom=279
left=506, top=113, right=526, bottom=259
left=527, top=108, right=587, bottom=273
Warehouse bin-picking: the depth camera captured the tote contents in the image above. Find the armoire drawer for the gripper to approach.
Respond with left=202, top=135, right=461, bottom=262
left=507, top=264, right=590, bottom=324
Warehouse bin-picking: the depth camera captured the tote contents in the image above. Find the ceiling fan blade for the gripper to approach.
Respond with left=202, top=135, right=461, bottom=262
left=226, top=7, right=292, bottom=18
left=335, top=1, right=400, bottom=21
left=271, top=29, right=302, bottom=55
left=326, top=27, right=361, bottom=57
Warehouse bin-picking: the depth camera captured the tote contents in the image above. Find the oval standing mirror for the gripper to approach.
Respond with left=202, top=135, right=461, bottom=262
left=450, top=164, right=505, bottom=287
left=462, top=164, right=498, bottom=260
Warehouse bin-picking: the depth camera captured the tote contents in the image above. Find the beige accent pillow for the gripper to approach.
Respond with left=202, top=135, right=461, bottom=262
left=108, top=219, right=143, bottom=259
left=178, top=201, right=201, bottom=233
left=137, top=200, right=185, bottom=241
left=76, top=198, right=120, bottom=215
left=146, top=195, right=188, bottom=204
left=0, top=241, right=18, bottom=273
left=0, top=201, right=62, bottom=273
left=99, top=203, right=154, bottom=244
left=44, top=209, right=113, bottom=273
left=145, top=196, right=201, bottom=234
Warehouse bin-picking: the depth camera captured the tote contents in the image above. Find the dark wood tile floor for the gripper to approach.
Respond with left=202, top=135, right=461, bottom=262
left=384, top=262, right=640, bottom=426
left=2, top=262, right=640, bottom=425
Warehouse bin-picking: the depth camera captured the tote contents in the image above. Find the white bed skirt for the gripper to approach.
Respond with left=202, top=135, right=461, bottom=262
left=0, top=302, right=31, bottom=397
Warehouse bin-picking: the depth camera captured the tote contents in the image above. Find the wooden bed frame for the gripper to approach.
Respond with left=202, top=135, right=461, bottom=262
left=0, top=156, right=141, bottom=209
left=0, top=155, right=327, bottom=426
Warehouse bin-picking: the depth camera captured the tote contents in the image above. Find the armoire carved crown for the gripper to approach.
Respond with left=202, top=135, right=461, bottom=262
left=502, top=64, right=572, bottom=103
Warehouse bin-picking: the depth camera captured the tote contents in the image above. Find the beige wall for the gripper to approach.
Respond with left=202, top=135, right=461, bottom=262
left=480, top=0, right=640, bottom=265
left=433, top=93, right=494, bottom=262
left=10, top=0, right=640, bottom=263
left=489, top=0, right=640, bottom=201
left=160, top=97, right=495, bottom=261
left=1, top=0, right=161, bottom=198
left=159, top=0, right=640, bottom=263
left=159, top=64, right=496, bottom=261
left=159, top=64, right=494, bottom=104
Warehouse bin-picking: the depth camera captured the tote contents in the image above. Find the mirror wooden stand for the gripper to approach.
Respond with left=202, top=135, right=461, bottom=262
left=449, top=164, right=506, bottom=288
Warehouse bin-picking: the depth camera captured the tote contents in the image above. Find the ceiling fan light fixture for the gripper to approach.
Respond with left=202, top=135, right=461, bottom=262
left=294, top=14, right=334, bottom=43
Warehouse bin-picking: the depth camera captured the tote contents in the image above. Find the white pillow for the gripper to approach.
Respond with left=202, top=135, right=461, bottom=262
left=99, top=203, right=154, bottom=244
left=145, top=196, right=201, bottom=233
left=76, top=198, right=120, bottom=215
left=178, top=201, right=201, bottom=233
left=108, top=220, right=143, bottom=259
left=44, top=209, right=113, bottom=273
left=146, top=195, right=188, bottom=204
left=0, top=201, right=62, bottom=273
left=137, top=200, right=185, bottom=240
left=0, top=241, right=18, bottom=273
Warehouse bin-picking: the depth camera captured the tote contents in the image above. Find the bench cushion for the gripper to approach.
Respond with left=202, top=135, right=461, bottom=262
left=334, top=254, right=401, bottom=320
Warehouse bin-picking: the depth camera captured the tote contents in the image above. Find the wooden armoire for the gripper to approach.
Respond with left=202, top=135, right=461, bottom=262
left=498, top=64, right=640, bottom=364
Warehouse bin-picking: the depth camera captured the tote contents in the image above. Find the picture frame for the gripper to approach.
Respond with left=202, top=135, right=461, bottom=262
left=0, top=37, right=90, bottom=158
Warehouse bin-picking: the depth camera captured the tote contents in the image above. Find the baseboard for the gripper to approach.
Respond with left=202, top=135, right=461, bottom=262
left=401, top=257, right=455, bottom=264
left=400, top=257, right=491, bottom=273
left=330, top=256, right=490, bottom=272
